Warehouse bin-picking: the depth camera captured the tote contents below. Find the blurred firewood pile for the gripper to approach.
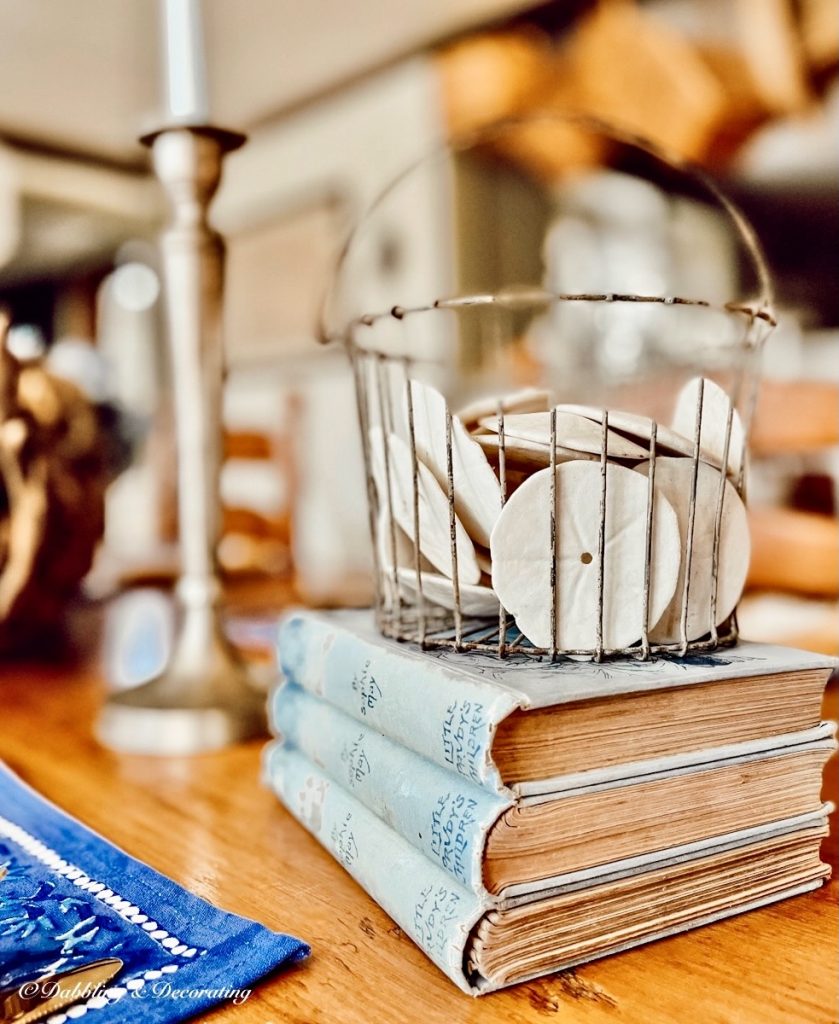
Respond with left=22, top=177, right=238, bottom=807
left=743, top=379, right=839, bottom=655
left=437, top=0, right=837, bottom=172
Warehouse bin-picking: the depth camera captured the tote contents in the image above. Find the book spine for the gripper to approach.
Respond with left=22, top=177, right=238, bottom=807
left=272, top=683, right=511, bottom=893
left=265, top=742, right=487, bottom=995
left=277, top=612, right=521, bottom=790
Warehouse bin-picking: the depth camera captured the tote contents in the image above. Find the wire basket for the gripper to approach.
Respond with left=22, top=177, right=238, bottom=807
left=320, top=117, right=776, bottom=661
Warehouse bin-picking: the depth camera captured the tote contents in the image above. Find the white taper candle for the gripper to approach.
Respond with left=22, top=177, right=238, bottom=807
left=161, top=0, right=210, bottom=123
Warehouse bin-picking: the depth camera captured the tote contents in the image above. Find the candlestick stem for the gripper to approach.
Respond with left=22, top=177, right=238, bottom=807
left=97, top=125, right=264, bottom=755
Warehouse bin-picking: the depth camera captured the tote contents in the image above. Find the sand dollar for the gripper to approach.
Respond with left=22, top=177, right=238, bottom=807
left=490, top=460, right=680, bottom=651
left=368, top=427, right=480, bottom=584
left=670, top=377, right=745, bottom=477
left=474, top=432, right=595, bottom=470
left=394, top=567, right=500, bottom=617
left=479, top=410, right=648, bottom=460
left=457, top=388, right=551, bottom=428
left=639, top=457, right=750, bottom=643
left=555, top=403, right=696, bottom=458
left=408, top=379, right=501, bottom=547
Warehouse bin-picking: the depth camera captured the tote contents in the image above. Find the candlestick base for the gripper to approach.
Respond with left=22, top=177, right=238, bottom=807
left=97, top=690, right=265, bottom=756
left=97, top=606, right=266, bottom=755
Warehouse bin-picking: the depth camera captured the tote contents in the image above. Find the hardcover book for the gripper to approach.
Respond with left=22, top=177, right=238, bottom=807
left=277, top=609, right=835, bottom=794
left=271, top=682, right=835, bottom=899
left=264, top=744, right=831, bottom=994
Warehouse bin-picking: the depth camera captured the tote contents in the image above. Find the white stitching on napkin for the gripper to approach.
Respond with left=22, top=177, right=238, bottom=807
left=0, top=814, right=199, bottom=1020
left=0, top=814, right=198, bottom=958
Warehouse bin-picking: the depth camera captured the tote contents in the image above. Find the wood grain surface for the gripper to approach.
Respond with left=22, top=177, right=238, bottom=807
left=1, top=654, right=836, bottom=1024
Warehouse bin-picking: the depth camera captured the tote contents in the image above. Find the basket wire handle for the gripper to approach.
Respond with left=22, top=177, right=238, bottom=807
left=317, top=112, right=776, bottom=345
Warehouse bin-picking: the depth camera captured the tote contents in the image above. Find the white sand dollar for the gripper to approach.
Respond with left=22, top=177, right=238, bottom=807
left=490, top=460, right=681, bottom=651
left=639, top=457, right=750, bottom=643
left=394, top=567, right=500, bottom=617
left=376, top=510, right=435, bottom=607
left=457, top=388, right=551, bottom=428
left=375, top=508, right=494, bottom=614
left=474, top=432, right=595, bottom=470
left=408, top=380, right=502, bottom=547
left=555, top=403, right=696, bottom=458
left=376, top=510, right=434, bottom=573
left=479, top=410, right=648, bottom=460
left=368, top=427, right=480, bottom=584
left=670, top=377, right=745, bottom=477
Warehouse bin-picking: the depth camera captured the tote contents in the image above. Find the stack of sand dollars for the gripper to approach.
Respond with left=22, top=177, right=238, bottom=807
left=369, top=375, right=749, bottom=653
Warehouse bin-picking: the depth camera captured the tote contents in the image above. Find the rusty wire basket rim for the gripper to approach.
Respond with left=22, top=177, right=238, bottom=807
left=341, top=289, right=776, bottom=363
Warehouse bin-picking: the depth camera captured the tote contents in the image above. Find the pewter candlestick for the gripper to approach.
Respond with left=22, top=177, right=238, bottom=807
left=96, top=123, right=265, bottom=754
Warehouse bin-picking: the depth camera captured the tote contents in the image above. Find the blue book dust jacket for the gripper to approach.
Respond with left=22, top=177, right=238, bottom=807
left=273, top=682, right=510, bottom=892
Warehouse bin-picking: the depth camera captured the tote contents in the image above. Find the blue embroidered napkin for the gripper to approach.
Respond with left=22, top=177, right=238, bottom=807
left=0, top=763, right=308, bottom=1022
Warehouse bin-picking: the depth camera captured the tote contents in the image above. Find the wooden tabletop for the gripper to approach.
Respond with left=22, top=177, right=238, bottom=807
left=1, top=648, right=836, bottom=1024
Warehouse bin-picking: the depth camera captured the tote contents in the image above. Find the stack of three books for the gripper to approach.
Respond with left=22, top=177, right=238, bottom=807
left=265, top=610, right=836, bottom=995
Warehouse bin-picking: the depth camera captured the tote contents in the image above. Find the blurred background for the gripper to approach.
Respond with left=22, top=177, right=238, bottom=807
left=0, top=0, right=836, bottom=667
